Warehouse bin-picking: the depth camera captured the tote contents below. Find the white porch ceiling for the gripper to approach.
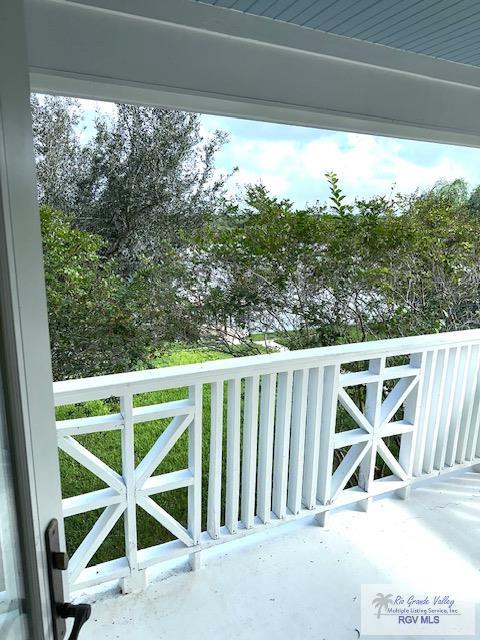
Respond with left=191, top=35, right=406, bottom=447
left=194, top=0, right=480, bottom=67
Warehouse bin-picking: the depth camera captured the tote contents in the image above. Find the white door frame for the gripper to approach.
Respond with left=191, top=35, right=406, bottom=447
left=0, top=1, right=64, bottom=638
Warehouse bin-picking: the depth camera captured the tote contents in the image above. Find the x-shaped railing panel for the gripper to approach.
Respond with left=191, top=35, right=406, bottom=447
left=330, top=357, right=423, bottom=503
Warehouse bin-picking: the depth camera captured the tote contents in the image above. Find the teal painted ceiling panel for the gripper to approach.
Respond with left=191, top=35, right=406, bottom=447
left=193, top=0, right=480, bottom=67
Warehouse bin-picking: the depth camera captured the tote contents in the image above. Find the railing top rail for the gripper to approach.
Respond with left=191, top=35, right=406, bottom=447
left=53, top=329, right=480, bottom=405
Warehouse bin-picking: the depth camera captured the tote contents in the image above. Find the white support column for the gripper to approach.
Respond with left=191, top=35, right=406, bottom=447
left=120, top=393, right=144, bottom=594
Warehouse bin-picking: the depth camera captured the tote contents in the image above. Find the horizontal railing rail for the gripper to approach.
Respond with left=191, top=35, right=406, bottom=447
left=53, top=329, right=480, bottom=594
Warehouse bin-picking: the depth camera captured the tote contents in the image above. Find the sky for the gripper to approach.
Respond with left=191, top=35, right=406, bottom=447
left=79, top=99, right=480, bottom=208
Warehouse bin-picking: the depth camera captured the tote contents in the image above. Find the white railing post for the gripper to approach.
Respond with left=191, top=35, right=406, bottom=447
left=457, top=344, right=480, bottom=463
left=413, top=349, right=436, bottom=476
left=272, top=371, right=293, bottom=519
left=120, top=393, right=144, bottom=594
left=256, top=373, right=276, bottom=524
left=466, top=347, right=480, bottom=461
left=287, top=369, right=309, bottom=515
left=316, top=364, right=340, bottom=526
left=225, top=378, right=241, bottom=534
left=398, top=352, right=425, bottom=499
left=188, top=384, right=203, bottom=570
left=241, top=375, right=260, bottom=529
left=445, top=345, right=471, bottom=467
left=358, top=357, right=384, bottom=511
left=207, top=380, right=223, bottom=540
left=302, top=367, right=323, bottom=510
left=435, top=347, right=461, bottom=471
left=423, top=348, right=448, bottom=473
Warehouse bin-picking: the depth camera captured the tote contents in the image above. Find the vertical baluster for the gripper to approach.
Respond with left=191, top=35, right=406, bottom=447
left=272, top=371, right=293, bottom=519
left=241, top=375, right=260, bottom=529
left=120, top=393, right=144, bottom=594
left=316, top=364, right=340, bottom=525
left=357, top=357, right=384, bottom=511
left=287, top=369, right=309, bottom=515
left=445, top=345, right=471, bottom=467
left=412, top=350, right=436, bottom=476
left=423, top=348, right=448, bottom=473
left=256, top=373, right=276, bottom=524
left=188, top=384, right=202, bottom=548
left=434, top=347, right=460, bottom=471
left=303, top=367, right=323, bottom=510
left=207, top=380, right=223, bottom=539
left=457, top=344, right=480, bottom=463
left=225, top=378, right=241, bottom=534
left=398, top=352, right=425, bottom=498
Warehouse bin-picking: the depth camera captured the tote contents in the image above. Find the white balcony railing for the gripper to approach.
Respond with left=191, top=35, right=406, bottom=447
left=53, top=329, right=480, bottom=594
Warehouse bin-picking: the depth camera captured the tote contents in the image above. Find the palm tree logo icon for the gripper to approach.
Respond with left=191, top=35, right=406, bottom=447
left=372, top=593, right=393, bottom=618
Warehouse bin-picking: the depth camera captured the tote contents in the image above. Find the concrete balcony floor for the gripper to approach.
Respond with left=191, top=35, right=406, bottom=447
left=79, top=470, right=480, bottom=640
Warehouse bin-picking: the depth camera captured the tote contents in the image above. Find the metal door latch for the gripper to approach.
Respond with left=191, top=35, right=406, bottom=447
left=45, top=519, right=92, bottom=640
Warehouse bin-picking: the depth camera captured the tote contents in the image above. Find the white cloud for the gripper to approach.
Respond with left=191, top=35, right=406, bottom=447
left=77, top=98, right=116, bottom=117
left=70, top=102, right=480, bottom=207
left=206, top=118, right=480, bottom=206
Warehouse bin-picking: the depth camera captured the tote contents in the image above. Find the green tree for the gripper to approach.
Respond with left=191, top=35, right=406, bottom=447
left=31, top=95, right=83, bottom=213
left=41, top=206, right=158, bottom=379
left=74, top=104, right=230, bottom=269
left=194, top=177, right=480, bottom=355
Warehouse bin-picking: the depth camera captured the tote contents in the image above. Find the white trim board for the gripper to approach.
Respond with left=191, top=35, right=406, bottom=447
left=27, top=0, right=480, bottom=147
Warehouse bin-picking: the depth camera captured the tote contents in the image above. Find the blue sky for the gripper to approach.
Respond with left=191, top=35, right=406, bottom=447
left=80, top=99, right=480, bottom=208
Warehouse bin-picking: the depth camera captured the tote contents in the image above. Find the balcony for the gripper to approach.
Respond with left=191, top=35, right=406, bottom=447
left=49, top=329, right=480, bottom=637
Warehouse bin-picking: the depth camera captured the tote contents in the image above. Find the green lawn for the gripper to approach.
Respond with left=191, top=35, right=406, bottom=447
left=58, top=347, right=232, bottom=566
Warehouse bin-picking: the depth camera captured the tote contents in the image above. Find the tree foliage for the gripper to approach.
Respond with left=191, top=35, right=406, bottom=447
left=33, top=96, right=228, bottom=378
left=41, top=206, right=150, bottom=379
left=194, top=178, right=480, bottom=355
left=31, top=95, right=82, bottom=214
left=32, top=96, right=229, bottom=269
left=32, top=95, right=480, bottom=380
left=41, top=207, right=202, bottom=379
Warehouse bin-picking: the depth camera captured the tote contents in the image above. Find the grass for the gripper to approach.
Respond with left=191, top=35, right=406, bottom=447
left=248, top=331, right=288, bottom=345
left=58, top=347, right=232, bottom=566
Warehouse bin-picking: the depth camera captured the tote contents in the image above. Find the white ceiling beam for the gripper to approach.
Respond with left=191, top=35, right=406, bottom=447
left=27, top=0, right=480, bottom=146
